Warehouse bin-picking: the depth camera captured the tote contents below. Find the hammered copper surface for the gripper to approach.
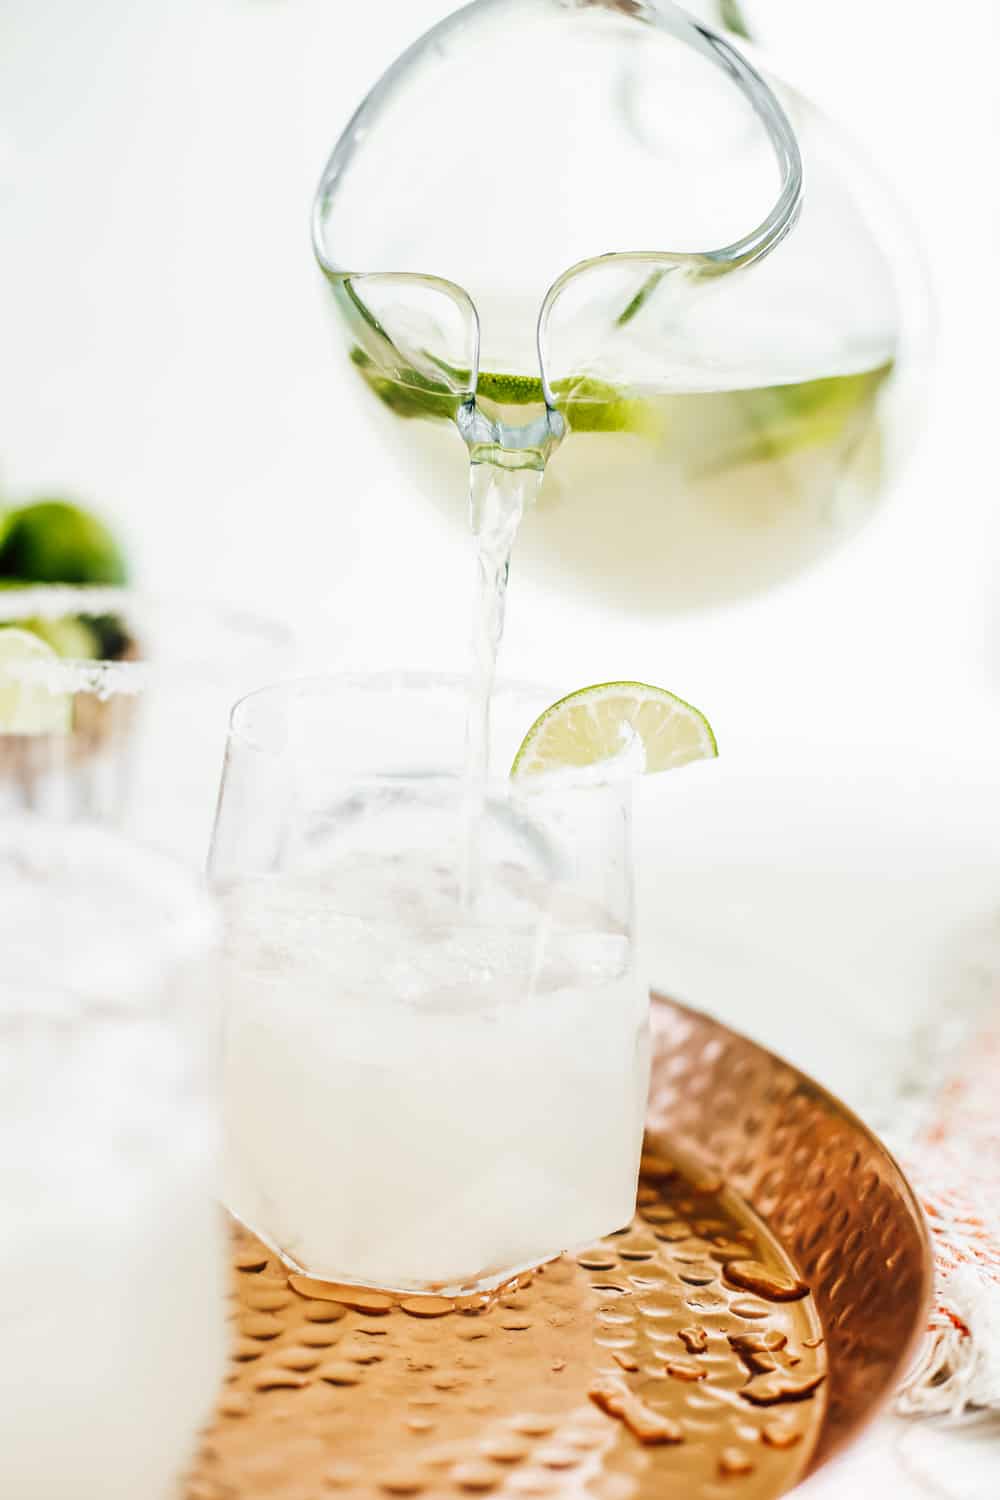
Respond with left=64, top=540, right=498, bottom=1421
left=643, top=997, right=932, bottom=1470
left=190, top=996, right=931, bottom=1500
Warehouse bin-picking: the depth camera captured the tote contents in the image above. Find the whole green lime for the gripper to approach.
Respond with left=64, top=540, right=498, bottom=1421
left=0, top=500, right=128, bottom=585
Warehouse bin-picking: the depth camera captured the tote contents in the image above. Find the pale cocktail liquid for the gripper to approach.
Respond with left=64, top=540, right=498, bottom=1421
left=222, top=850, right=649, bottom=1293
left=350, top=346, right=893, bottom=617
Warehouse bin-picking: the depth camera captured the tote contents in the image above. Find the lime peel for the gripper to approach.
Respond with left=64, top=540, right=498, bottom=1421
left=511, top=681, right=717, bottom=780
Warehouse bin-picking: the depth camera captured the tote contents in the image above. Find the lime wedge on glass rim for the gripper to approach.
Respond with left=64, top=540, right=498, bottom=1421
left=0, top=628, right=72, bottom=735
left=511, top=681, right=717, bottom=779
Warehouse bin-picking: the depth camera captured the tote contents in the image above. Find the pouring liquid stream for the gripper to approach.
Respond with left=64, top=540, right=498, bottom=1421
left=460, top=444, right=546, bottom=907
left=465, top=460, right=539, bottom=789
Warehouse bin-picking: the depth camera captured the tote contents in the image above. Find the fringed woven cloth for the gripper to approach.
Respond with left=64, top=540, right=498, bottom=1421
left=897, top=1025, right=1000, bottom=1418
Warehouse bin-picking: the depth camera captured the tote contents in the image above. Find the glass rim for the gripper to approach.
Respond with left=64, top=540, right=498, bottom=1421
left=229, top=670, right=551, bottom=736
left=225, top=671, right=633, bottom=796
left=0, top=585, right=294, bottom=692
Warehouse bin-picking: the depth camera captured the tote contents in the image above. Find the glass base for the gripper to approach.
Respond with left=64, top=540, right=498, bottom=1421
left=229, top=1210, right=563, bottom=1298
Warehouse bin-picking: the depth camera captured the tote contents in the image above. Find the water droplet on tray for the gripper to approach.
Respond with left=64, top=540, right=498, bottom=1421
left=588, top=1375, right=684, bottom=1444
left=722, top=1261, right=809, bottom=1302
left=728, top=1330, right=789, bottom=1377
left=664, top=1359, right=707, bottom=1383
left=740, top=1371, right=826, bottom=1407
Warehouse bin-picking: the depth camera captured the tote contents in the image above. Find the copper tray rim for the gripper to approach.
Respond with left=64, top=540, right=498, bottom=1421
left=651, top=990, right=936, bottom=1481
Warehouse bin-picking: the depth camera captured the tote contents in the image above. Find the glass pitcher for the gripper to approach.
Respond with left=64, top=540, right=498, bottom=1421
left=312, top=0, right=929, bottom=617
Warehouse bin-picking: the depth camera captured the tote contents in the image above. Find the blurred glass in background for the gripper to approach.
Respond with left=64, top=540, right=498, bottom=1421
left=0, top=587, right=294, bottom=863
left=0, top=819, right=224, bottom=1499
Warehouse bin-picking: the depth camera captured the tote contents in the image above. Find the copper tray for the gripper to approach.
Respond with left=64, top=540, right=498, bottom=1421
left=191, top=996, right=932, bottom=1499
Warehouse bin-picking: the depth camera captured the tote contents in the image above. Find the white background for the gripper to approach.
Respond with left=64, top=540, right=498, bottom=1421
left=1, top=3, right=998, bottom=1494
left=2, top=0, right=996, bottom=1108
left=0, top=1, right=996, bottom=718
left=0, top=0, right=995, bottom=705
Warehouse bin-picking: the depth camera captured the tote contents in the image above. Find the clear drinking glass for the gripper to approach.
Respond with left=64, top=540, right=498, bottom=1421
left=0, top=587, right=294, bottom=862
left=209, top=674, right=649, bottom=1295
left=313, top=0, right=930, bottom=614
left=0, top=818, right=224, bottom=1500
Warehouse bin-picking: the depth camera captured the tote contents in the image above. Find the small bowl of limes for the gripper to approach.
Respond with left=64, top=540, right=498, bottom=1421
left=0, top=497, right=293, bottom=861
